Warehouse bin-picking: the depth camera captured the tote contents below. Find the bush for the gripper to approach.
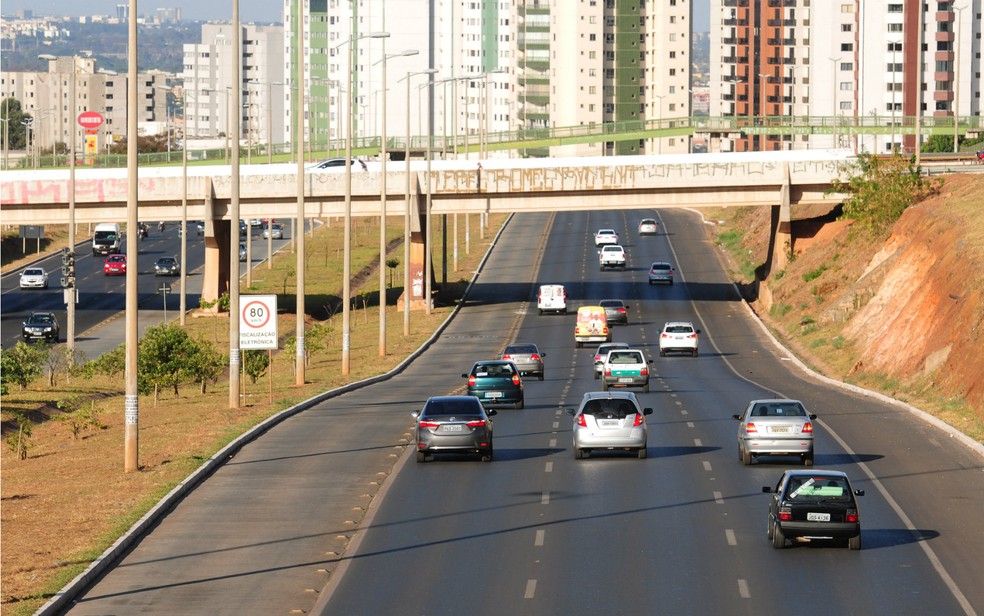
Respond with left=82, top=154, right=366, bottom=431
left=1, top=342, right=48, bottom=390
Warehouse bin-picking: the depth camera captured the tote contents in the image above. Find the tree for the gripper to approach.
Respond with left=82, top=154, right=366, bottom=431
left=1, top=98, right=31, bottom=150
left=242, top=350, right=269, bottom=385
left=831, top=152, right=943, bottom=236
left=1, top=342, right=48, bottom=390
left=107, top=133, right=171, bottom=155
left=5, top=412, right=32, bottom=460
left=56, top=395, right=105, bottom=441
left=138, top=324, right=196, bottom=404
left=186, top=337, right=225, bottom=395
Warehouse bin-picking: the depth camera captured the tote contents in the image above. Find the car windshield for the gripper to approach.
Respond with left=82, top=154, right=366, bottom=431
left=581, top=399, right=637, bottom=418
left=600, top=301, right=622, bottom=308
left=24, top=269, right=43, bottom=276
left=751, top=402, right=806, bottom=417
left=422, top=399, right=483, bottom=417
left=787, top=476, right=852, bottom=500
left=30, top=314, right=54, bottom=324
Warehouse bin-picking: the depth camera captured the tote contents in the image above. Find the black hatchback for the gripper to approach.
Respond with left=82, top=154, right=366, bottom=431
left=411, top=396, right=496, bottom=463
left=763, top=470, right=864, bottom=550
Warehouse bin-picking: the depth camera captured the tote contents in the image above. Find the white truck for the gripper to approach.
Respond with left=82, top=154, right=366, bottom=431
left=537, top=284, right=567, bottom=315
left=92, top=223, right=123, bottom=256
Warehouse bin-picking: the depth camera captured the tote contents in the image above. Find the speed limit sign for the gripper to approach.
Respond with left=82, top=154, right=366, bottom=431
left=240, top=295, right=278, bottom=349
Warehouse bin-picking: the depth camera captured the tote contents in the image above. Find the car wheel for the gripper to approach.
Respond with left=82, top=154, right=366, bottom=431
left=481, top=447, right=493, bottom=463
left=602, top=380, right=609, bottom=391
left=575, top=447, right=583, bottom=460
left=669, top=279, right=674, bottom=285
left=593, top=371, right=599, bottom=380
left=516, top=398, right=524, bottom=410
left=771, top=522, right=786, bottom=549
left=767, top=517, right=775, bottom=540
left=660, top=349, right=666, bottom=357
left=538, top=372, right=544, bottom=381
left=804, top=453, right=814, bottom=467
left=741, top=446, right=753, bottom=466
left=643, top=382, right=650, bottom=393
left=692, top=349, right=699, bottom=358
left=637, top=447, right=647, bottom=459
left=848, top=534, right=862, bottom=551
left=576, top=342, right=582, bottom=349
left=416, top=450, right=427, bottom=463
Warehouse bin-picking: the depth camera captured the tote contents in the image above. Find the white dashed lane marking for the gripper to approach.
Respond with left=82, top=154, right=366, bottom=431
left=525, top=579, right=537, bottom=599
left=534, top=530, right=545, bottom=547
left=545, top=462, right=553, bottom=473
left=725, top=529, right=737, bottom=546
left=702, top=460, right=712, bottom=472
left=738, top=579, right=751, bottom=599
left=541, top=491, right=550, bottom=505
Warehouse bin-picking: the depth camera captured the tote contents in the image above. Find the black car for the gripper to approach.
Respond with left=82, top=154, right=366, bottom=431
left=763, top=470, right=864, bottom=550
left=411, top=396, right=496, bottom=463
left=599, top=299, right=629, bottom=325
left=22, top=311, right=60, bottom=343
left=154, top=256, right=180, bottom=276
left=463, top=360, right=524, bottom=409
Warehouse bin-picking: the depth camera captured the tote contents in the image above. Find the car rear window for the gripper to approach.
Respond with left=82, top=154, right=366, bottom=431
left=423, top=399, right=483, bottom=417
left=506, top=345, right=537, bottom=355
left=608, top=352, right=643, bottom=364
left=751, top=402, right=806, bottom=417
left=651, top=263, right=671, bottom=271
left=581, top=399, right=638, bottom=418
left=474, top=363, right=516, bottom=377
left=787, top=477, right=850, bottom=499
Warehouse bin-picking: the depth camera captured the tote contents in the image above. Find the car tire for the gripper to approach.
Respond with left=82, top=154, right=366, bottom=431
left=538, top=308, right=543, bottom=315
left=660, top=349, right=667, bottom=357
left=575, top=447, right=583, bottom=460
left=481, top=448, right=493, bottom=463
left=643, top=382, right=650, bottom=393
left=637, top=447, right=647, bottom=460
left=848, top=534, right=862, bottom=551
left=576, top=342, right=582, bottom=349
left=516, top=399, right=524, bottom=410
left=416, top=450, right=427, bottom=463
left=593, top=371, right=599, bottom=380
left=538, top=372, right=544, bottom=381
left=804, top=453, right=814, bottom=467
left=669, top=279, right=674, bottom=285
left=772, top=522, right=786, bottom=549
left=602, top=380, right=609, bottom=391
left=692, top=349, right=699, bottom=358
left=767, top=517, right=775, bottom=540
left=741, top=447, right=753, bottom=466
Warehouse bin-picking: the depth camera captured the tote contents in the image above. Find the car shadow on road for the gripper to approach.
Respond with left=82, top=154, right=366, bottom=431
left=651, top=445, right=721, bottom=457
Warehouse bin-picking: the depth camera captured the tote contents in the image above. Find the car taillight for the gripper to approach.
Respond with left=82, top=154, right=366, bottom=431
left=501, top=354, right=512, bottom=360
left=801, top=421, right=813, bottom=433
left=633, top=413, right=645, bottom=427
left=778, top=507, right=792, bottom=521
left=687, top=333, right=697, bottom=339
left=640, top=367, right=648, bottom=376
left=576, top=414, right=587, bottom=427
left=661, top=333, right=669, bottom=339
left=468, top=376, right=476, bottom=386
left=594, top=355, right=602, bottom=362
left=466, top=419, right=486, bottom=427
left=511, top=374, right=521, bottom=386
left=617, top=308, right=626, bottom=314
left=604, top=368, right=612, bottom=376
left=530, top=354, right=540, bottom=361
left=602, top=326, right=609, bottom=335
left=845, top=509, right=859, bottom=523
left=745, top=422, right=758, bottom=434
left=418, top=420, right=441, bottom=428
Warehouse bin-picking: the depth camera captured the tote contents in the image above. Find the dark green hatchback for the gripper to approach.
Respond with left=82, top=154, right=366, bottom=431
left=463, top=360, right=525, bottom=409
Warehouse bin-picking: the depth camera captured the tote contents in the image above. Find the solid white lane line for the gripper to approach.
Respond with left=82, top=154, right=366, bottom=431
left=525, top=579, right=537, bottom=599
left=725, top=529, right=737, bottom=546
left=738, top=579, right=750, bottom=599
left=535, top=530, right=545, bottom=547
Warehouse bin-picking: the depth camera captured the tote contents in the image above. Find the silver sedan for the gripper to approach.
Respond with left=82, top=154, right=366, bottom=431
left=733, top=399, right=817, bottom=466
left=499, top=343, right=545, bottom=380
left=566, top=391, right=653, bottom=459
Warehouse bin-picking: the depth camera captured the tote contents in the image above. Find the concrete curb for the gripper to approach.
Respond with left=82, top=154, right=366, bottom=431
left=36, top=214, right=514, bottom=615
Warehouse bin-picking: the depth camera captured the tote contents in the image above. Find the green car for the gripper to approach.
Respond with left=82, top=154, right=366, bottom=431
left=463, top=360, right=525, bottom=409
left=600, top=349, right=652, bottom=393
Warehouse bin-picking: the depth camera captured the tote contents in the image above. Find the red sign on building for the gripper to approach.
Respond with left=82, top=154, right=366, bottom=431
left=77, top=111, right=104, bottom=129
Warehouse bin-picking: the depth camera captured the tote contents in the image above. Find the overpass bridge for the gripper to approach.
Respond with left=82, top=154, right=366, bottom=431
left=1, top=149, right=853, bottom=305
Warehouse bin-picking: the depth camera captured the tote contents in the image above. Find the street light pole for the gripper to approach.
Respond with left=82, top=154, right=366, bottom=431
left=953, top=4, right=965, bottom=153
left=124, top=0, right=139, bottom=472
left=295, top=0, right=306, bottom=384
left=829, top=56, right=841, bottom=149
left=229, top=0, right=241, bottom=409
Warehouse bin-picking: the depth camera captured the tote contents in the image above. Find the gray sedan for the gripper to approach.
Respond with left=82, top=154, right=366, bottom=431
left=499, top=343, right=545, bottom=380
left=733, top=399, right=817, bottom=466
left=411, top=396, right=496, bottom=463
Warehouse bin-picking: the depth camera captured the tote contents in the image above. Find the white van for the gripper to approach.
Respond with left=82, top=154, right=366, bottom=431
left=537, top=284, right=567, bottom=315
left=92, top=223, right=123, bottom=255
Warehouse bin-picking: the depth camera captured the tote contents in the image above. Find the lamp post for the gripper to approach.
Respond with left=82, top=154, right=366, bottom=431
left=293, top=0, right=306, bottom=384
left=124, top=0, right=139, bottom=472
left=914, top=0, right=925, bottom=164
left=757, top=73, right=771, bottom=151
left=952, top=4, right=966, bottom=153
left=374, top=48, right=419, bottom=357
left=228, top=0, right=242, bottom=409
left=654, top=94, right=665, bottom=154
left=338, top=29, right=390, bottom=374
left=401, top=68, right=438, bottom=335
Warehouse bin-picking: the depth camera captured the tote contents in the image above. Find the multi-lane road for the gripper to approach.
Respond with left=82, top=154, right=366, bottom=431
left=1, top=222, right=292, bottom=351
left=53, top=209, right=984, bottom=615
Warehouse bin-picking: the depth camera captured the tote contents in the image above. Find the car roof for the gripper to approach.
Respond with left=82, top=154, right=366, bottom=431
left=640, top=218, right=656, bottom=222
left=650, top=261, right=672, bottom=267
left=599, top=299, right=624, bottom=305
left=664, top=321, right=694, bottom=327
left=597, top=228, right=616, bottom=233
left=582, top=390, right=638, bottom=401
left=783, top=469, right=849, bottom=480
left=505, top=343, right=538, bottom=350
left=749, top=398, right=804, bottom=405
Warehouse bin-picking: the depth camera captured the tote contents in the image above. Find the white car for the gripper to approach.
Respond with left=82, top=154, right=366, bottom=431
left=659, top=321, right=701, bottom=357
left=537, top=284, right=567, bottom=315
left=598, top=245, right=626, bottom=270
left=262, top=223, right=285, bottom=239
left=566, top=391, right=653, bottom=460
left=594, top=228, right=619, bottom=246
left=638, top=218, right=659, bottom=235
left=19, top=268, right=49, bottom=289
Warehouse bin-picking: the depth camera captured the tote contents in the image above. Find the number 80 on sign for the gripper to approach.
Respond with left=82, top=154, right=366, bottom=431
left=240, top=295, right=278, bottom=349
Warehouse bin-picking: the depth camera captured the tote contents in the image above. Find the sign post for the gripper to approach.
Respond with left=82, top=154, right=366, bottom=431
left=240, top=295, right=278, bottom=404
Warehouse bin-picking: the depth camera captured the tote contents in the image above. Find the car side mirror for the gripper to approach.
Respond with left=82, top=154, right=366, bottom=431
left=732, top=414, right=741, bottom=420
left=647, top=359, right=653, bottom=364
left=410, top=411, right=420, bottom=418
left=486, top=409, right=498, bottom=417
left=540, top=352, right=547, bottom=357
left=461, top=373, right=469, bottom=378
left=696, top=329, right=702, bottom=334
left=762, top=486, right=775, bottom=493
left=565, top=408, right=576, bottom=416
left=854, top=489, right=865, bottom=497
left=643, top=408, right=654, bottom=415
left=809, top=414, right=817, bottom=419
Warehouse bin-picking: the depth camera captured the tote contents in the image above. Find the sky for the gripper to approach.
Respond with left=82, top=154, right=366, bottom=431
left=7, top=1, right=710, bottom=31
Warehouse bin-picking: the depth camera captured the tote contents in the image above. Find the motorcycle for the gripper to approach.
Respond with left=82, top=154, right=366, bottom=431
left=158, top=221, right=166, bottom=232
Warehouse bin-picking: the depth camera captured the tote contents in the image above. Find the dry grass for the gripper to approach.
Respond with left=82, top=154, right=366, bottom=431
left=1, top=212, right=508, bottom=614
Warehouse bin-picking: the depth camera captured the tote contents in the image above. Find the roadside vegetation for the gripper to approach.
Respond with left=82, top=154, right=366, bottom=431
left=0, top=212, right=508, bottom=613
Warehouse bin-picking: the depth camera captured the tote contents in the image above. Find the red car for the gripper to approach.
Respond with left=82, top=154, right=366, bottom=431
left=103, top=254, right=127, bottom=275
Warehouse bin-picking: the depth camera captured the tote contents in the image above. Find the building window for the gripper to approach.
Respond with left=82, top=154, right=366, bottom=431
left=840, top=82, right=853, bottom=91
left=839, top=101, right=852, bottom=110
left=840, top=43, right=853, bottom=51
left=841, top=24, right=852, bottom=32
left=887, top=23, right=903, bottom=32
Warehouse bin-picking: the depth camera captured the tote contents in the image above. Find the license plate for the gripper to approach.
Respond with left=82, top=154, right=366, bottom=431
left=442, top=425, right=463, bottom=432
left=486, top=392, right=503, bottom=398
left=599, top=419, right=619, bottom=427
left=807, top=512, right=831, bottom=522
left=618, top=377, right=634, bottom=383
left=769, top=426, right=790, bottom=433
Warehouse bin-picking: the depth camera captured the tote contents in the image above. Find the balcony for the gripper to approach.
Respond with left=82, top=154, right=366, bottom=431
left=934, top=90, right=954, bottom=102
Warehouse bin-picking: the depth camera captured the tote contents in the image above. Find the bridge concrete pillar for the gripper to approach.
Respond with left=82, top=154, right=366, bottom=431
left=199, top=181, right=232, bottom=311
left=770, top=164, right=793, bottom=272
left=397, top=181, right=429, bottom=311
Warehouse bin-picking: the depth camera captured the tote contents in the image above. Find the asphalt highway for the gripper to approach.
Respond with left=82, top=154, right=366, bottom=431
left=60, top=209, right=984, bottom=615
